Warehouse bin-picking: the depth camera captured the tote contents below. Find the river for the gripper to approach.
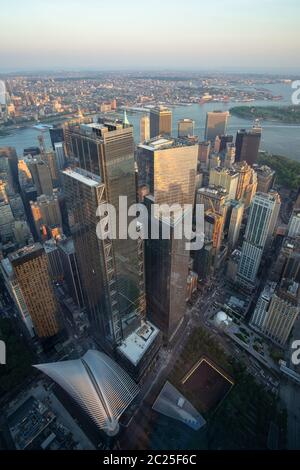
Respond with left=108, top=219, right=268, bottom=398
left=0, top=82, right=299, bottom=161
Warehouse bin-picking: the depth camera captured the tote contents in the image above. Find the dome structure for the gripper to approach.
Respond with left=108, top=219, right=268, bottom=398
left=214, top=311, right=231, bottom=328
left=34, top=350, right=139, bottom=436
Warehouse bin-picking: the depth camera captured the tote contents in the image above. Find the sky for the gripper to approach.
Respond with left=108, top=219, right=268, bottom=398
left=0, top=0, right=299, bottom=73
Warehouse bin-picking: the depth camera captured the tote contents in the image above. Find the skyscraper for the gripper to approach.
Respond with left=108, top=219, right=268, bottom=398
left=209, top=167, right=239, bottom=200
left=228, top=201, right=244, bottom=249
left=150, top=106, right=172, bottom=138
left=138, top=137, right=198, bottom=341
left=54, top=142, right=65, bottom=171
left=204, top=111, right=230, bottom=143
left=63, top=167, right=121, bottom=349
left=177, top=119, right=194, bottom=138
left=251, top=280, right=300, bottom=347
left=63, top=120, right=148, bottom=354
left=237, top=191, right=281, bottom=286
left=235, top=126, right=262, bottom=165
left=253, top=164, right=275, bottom=193
left=0, top=146, right=20, bottom=194
left=137, top=137, right=198, bottom=206
left=49, top=126, right=65, bottom=150
left=288, top=210, right=300, bottom=238
left=9, top=244, right=60, bottom=338
left=140, top=114, right=150, bottom=143
left=144, top=196, right=191, bottom=341
left=198, top=141, right=211, bottom=169
left=28, top=159, right=53, bottom=196
left=30, top=192, right=63, bottom=238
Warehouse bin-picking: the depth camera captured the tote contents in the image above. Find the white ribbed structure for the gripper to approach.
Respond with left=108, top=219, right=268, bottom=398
left=34, top=350, right=139, bottom=436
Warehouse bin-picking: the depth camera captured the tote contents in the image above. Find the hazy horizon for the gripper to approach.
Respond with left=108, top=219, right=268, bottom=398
left=1, top=0, right=299, bottom=74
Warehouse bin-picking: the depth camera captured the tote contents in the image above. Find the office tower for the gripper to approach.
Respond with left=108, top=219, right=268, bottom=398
left=58, top=237, right=84, bottom=308
left=224, top=143, right=236, bottom=168
left=0, top=202, right=14, bottom=242
left=28, top=159, right=53, bottom=196
left=138, top=138, right=197, bottom=342
left=220, top=135, right=233, bottom=153
left=197, top=186, right=228, bottom=261
left=144, top=196, right=190, bottom=340
left=0, top=147, right=20, bottom=194
left=209, top=167, right=239, bottom=200
left=150, top=106, right=172, bottom=138
left=288, top=210, right=300, bottom=238
left=9, top=193, right=25, bottom=219
left=18, top=159, right=32, bottom=187
left=205, top=111, right=230, bottom=143
left=233, top=160, right=257, bottom=203
left=140, top=115, right=150, bottom=143
left=54, top=142, right=65, bottom=171
left=0, top=258, right=35, bottom=338
left=235, top=126, right=262, bottom=165
left=193, top=241, right=214, bottom=281
left=44, top=239, right=64, bottom=282
left=226, top=249, right=241, bottom=282
left=253, top=164, right=275, bottom=193
left=63, top=167, right=119, bottom=349
left=12, top=220, right=32, bottom=246
left=43, top=150, right=59, bottom=185
left=209, top=153, right=221, bottom=170
left=198, top=141, right=211, bottom=169
left=251, top=281, right=299, bottom=346
left=49, top=126, right=65, bottom=150
left=250, top=281, right=277, bottom=331
left=30, top=193, right=62, bottom=238
left=237, top=191, right=281, bottom=286
left=0, top=180, right=8, bottom=203
left=228, top=201, right=244, bottom=249
left=138, top=137, right=198, bottom=206
left=64, top=119, right=147, bottom=341
left=177, top=118, right=194, bottom=138
left=9, top=244, right=60, bottom=338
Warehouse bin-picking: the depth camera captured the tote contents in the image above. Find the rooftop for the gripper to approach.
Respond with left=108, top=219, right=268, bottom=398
left=9, top=243, right=43, bottom=264
left=117, top=321, right=160, bottom=366
left=62, top=168, right=102, bottom=187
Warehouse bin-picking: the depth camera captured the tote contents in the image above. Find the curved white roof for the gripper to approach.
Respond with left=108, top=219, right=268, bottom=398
left=34, top=350, right=139, bottom=436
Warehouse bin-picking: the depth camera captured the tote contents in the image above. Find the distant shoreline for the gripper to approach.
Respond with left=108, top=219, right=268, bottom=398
left=230, top=105, right=300, bottom=124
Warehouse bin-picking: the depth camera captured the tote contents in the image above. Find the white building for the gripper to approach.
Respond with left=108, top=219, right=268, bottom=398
left=288, top=211, right=300, bottom=238
left=238, top=191, right=281, bottom=285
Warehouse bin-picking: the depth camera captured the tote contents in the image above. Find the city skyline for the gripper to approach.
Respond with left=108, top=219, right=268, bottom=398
left=1, top=0, right=300, bottom=73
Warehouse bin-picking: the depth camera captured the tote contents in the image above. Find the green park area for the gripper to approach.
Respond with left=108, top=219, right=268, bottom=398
left=168, top=326, right=287, bottom=449
left=230, top=105, right=300, bottom=124
left=258, top=153, right=300, bottom=190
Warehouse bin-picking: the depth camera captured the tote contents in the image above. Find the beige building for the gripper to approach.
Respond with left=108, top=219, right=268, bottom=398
left=140, top=114, right=150, bottom=143
left=9, top=244, right=60, bottom=338
left=138, top=137, right=198, bottom=206
left=209, top=167, right=239, bottom=200
left=233, top=160, right=257, bottom=205
left=150, top=106, right=172, bottom=138
left=261, top=282, right=299, bottom=346
left=205, top=111, right=230, bottom=142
